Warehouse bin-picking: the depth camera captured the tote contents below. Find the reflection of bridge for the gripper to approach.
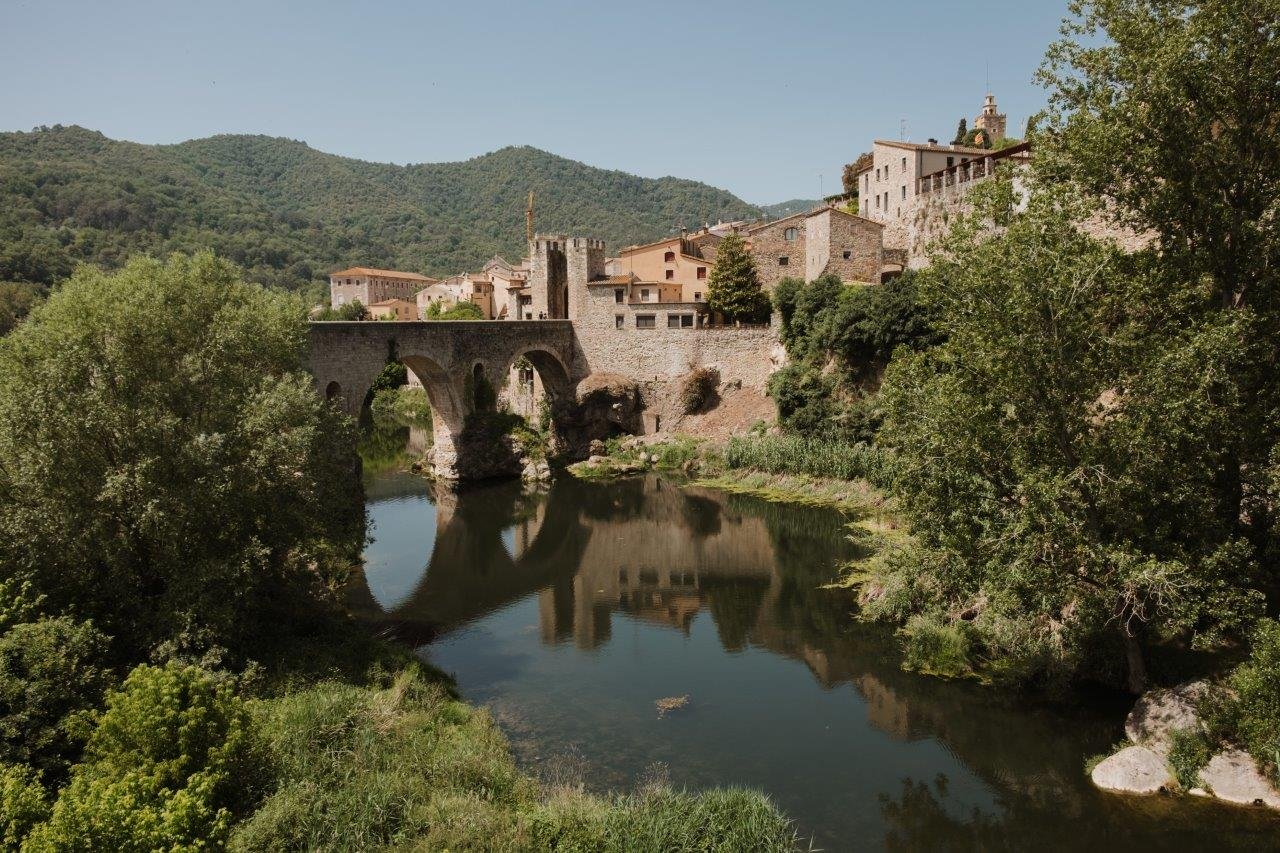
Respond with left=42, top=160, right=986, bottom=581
left=308, top=321, right=577, bottom=478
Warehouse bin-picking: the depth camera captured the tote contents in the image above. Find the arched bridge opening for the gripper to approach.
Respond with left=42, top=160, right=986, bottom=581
left=306, top=321, right=578, bottom=480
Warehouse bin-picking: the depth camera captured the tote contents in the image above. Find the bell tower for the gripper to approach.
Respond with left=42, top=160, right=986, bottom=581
left=974, top=93, right=1007, bottom=142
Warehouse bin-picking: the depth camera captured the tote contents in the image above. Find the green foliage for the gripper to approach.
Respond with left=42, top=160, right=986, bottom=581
left=0, top=127, right=762, bottom=292
left=723, top=434, right=889, bottom=486
left=952, top=118, right=968, bottom=145
left=0, top=618, right=114, bottom=780
left=1209, top=618, right=1280, bottom=783
left=0, top=282, right=43, bottom=336
left=313, top=299, right=368, bottom=321
left=1167, top=728, right=1211, bottom=790
left=876, top=181, right=1270, bottom=691
left=900, top=616, right=974, bottom=679
left=0, top=252, right=365, bottom=658
left=679, top=366, right=720, bottom=414
left=0, top=762, right=50, bottom=849
left=769, top=273, right=938, bottom=441
left=25, top=662, right=264, bottom=851
left=706, top=234, right=770, bottom=322
left=429, top=301, right=484, bottom=321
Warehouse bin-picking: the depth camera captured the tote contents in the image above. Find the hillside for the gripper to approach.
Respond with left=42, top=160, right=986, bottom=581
left=759, top=199, right=820, bottom=219
left=0, top=126, right=765, bottom=299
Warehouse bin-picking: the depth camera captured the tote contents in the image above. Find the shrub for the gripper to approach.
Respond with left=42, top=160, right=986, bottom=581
left=25, top=662, right=264, bottom=851
left=1210, top=618, right=1280, bottom=782
left=0, top=762, right=49, bottom=849
left=1167, top=728, right=1211, bottom=790
left=900, top=616, right=973, bottom=679
left=0, top=617, right=114, bottom=778
left=679, top=367, right=720, bottom=414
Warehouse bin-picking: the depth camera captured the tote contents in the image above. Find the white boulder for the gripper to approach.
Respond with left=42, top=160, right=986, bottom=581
left=1125, top=680, right=1210, bottom=756
left=1199, top=748, right=1280, bottom=808
left=1091, top=745, right=1175, bottom=794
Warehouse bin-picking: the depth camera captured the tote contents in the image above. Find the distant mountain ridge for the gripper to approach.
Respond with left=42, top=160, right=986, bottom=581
left=0, top=126, right=770, bottom=295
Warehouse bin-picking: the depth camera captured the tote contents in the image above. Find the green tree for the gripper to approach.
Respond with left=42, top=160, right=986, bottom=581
left=952, top=118, right=968, bottom=145
left=1039, top=0, right=1280, bottom=312
left=706, top=234, right=770, bottom=322
left=24, top=662, right=264, bottom=851
left=429, top=301, right=484, bottom=321
left=0, top=253, right=365, bottom=658
left=0, top=618, right=115, bottom=780
left=874, top=182, right=1267, bottom=692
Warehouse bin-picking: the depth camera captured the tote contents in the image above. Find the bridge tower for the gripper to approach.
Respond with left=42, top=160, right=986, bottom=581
left=527, top=234, right=604, bottom=321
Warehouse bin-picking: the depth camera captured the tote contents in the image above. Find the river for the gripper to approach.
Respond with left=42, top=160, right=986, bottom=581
left=351, top=438, right=1280, bottom=849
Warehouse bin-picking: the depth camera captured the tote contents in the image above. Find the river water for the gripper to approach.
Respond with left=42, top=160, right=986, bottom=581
left=352, top=456, right=1280, bottom=849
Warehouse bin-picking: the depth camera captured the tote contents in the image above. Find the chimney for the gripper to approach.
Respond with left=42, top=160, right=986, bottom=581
left=928, top=137, right=938, bottom=145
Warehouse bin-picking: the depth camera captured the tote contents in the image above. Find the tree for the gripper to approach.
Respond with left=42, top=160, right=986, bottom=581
left=873, top=182, right=1268, bottom=693
left=706, top=234, right=770, bottom=322
left=1039, top=0, right=1280, bottom=312
left=434, top=301, right=483, bottom=321
left=952, top=118, right=968, bottom=145
left=0, top=253, right=365, bottom=658
left=843, top=152, right=873, bottom=196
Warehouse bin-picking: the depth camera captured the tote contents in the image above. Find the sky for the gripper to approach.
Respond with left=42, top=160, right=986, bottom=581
left=2, top=0, right=1070, bottom=204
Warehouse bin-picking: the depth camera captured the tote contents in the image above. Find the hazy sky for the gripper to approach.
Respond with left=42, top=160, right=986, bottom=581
left=3, top=0, right=1069, bottom=203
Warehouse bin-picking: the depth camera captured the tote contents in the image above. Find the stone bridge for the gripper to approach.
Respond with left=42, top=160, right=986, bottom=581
left=308, top=321, right=578, bottom=478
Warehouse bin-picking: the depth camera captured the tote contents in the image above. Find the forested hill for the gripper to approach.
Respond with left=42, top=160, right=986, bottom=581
left=0, top=125, right=764, bottom=296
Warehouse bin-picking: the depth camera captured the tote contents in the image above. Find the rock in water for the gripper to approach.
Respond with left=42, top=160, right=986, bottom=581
left=1125, top=680, right=1210, bottom=757
left=1199, top=749, right=1280, bottom=808
left=1091, top=746, right=1175, bottom=794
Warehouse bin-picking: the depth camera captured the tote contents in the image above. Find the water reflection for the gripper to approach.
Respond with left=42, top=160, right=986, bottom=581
left=355, top=472, right=1280, bottom=851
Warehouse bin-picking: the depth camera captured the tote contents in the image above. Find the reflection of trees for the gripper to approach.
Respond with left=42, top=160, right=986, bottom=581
left=358, top=415, right=411, bottom=479
left=702, top=577, right=769, bottom=652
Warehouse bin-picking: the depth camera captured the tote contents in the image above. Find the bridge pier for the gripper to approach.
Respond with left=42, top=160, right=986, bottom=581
left=307, top=321, right=578, bottom=481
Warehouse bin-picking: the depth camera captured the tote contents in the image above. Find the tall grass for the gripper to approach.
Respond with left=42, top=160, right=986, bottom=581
left=232, top=666, right=799, bottom=851
left=724, top=434, right=890, bottom=486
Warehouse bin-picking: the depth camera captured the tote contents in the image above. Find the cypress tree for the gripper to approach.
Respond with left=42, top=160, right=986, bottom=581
left=706, top=234, right=770, bottom=322
left=952, top=118, right=967, bottom=145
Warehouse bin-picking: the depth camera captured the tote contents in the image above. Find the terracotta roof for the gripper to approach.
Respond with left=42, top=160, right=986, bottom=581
left=330, top=267, right=435, bottom=281
left=587, top=274, right=639, bottom=286
left=367, top=298, right=415, bottom=307
left=872, top=139, right=992, bottom=156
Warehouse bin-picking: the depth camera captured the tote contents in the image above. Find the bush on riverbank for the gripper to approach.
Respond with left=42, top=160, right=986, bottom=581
left=1207, top=618, right=1280, bottom=784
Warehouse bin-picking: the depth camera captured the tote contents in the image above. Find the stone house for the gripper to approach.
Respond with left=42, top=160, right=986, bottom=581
left=746, top=205, right=884, bottom=289
left=329, top=267, right=436, bottom=308
left=367, top=298, right=418, bottom=321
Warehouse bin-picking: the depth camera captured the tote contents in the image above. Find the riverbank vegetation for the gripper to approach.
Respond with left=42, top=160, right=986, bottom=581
left=0, top=254, right=796, bottom=850
left=749, top=0, right=1280, bottom=791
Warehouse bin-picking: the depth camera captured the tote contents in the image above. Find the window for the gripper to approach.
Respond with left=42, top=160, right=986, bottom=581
left=668, top=314, right=694, bottom=328
left=615, top=315, right=624, bottom=329
left=875, top=167, right=880, bottom=181
left=842, top=250, right=852, bottom=259
left=947, top=156, right=954, bottom=167
left=697, top=267, right=706, bottom=279
left=884, top=191, right=889, bottom=209
left=614, top=288, right=624, bottom=304
left=875, top=194, right=880, bottom=209
left=665, top=269, right=674, bottom=280
left=640, top=288, right=650, bottom=301
left=694, top=291, right=702, bottom=301
left=901, top=185, right=907, bottom=200
left=636, top=314, right=656, bottom=329
left=864, top=174, right=869, bottom=191
left=902, top=156, right=907, bottom=171
left=784, top=227, right=797, bottom=242
left=664, top=250, right=675, bottom=262
left=336, top=295, right=345, bottom=305
left=778, top=256, right=789, bottom=266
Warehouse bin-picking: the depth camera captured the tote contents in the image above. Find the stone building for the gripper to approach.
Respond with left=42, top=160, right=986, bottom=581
left=745, top=205, right=885, bottom=289
left=974, top=93, right=1007, bottom=143
left=329, top=267, right=436, bottom=308
left=367, top=298, right=418, bottom=321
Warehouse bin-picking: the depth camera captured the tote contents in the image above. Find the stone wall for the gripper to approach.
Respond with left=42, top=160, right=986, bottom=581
left=815, top=209, right=883, bottom=283
left=748, top=215, right=806, bottom=291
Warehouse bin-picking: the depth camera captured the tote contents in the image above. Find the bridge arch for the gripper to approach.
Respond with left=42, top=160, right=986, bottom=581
left=307, top=320, right=578, bottom=480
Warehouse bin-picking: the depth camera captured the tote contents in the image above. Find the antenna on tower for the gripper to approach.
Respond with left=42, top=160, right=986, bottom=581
left=525, top=191, right=534, bottom=243
left=986, top=60, right=990, bottom=93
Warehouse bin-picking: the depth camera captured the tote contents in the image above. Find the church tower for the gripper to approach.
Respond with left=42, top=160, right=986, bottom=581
left=974, top=93, right=1007, bottom=142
